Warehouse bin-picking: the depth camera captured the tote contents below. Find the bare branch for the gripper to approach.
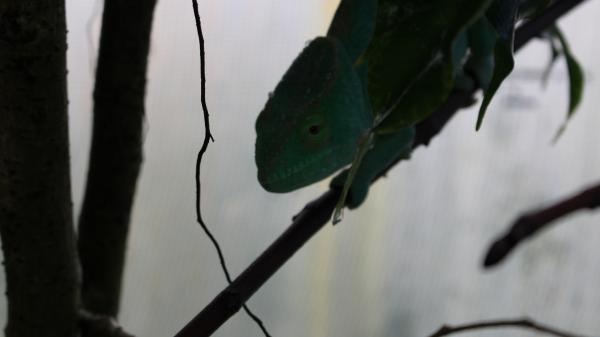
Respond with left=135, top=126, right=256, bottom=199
left=428, top=317, right=591, bottom=337
left=514, top=0, right=586, bottom=50
left=484, top=181, right=600, bottom=267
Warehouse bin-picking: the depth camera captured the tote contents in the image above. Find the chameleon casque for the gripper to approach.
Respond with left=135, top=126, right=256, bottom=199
left=255, top=0, right=579, bottom=223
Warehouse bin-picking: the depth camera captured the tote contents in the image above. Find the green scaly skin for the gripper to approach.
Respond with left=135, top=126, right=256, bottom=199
left=255, top=37, right=371, bottom=192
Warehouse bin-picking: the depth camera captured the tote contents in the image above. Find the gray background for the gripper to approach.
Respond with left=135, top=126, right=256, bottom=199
left=2, top=1, right=600, bottom=336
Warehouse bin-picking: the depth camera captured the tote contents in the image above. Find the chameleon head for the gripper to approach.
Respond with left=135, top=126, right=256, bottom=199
left=255, top=37, right=371, bottom=193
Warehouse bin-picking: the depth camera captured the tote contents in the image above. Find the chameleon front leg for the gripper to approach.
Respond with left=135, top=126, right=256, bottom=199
left=330, top=127, right=415, bottom=215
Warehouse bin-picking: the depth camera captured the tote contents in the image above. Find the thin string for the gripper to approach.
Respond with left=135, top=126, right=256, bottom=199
left=191, top=1, right=271, bottom=336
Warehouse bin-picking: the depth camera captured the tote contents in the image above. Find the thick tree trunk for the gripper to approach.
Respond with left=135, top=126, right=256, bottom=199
left=78, top=0, right=157, bottom=317
left=0, top=1, right=80, bottom=337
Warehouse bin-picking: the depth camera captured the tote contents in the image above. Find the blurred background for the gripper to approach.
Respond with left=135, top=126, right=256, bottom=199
left=3, top=0, right=600, bottom=336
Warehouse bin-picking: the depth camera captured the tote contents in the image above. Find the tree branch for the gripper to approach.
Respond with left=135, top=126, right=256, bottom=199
left=514, top=0, right=585, bottom=50
left=174, top=1, right=589, bottom=335
left=77, top=0, right=158, bottom=318
left=484, top=181, right=600, bottom=267
left=428, top=317, right=590, bottom=337
left=0, top=1, right=79, bottom=336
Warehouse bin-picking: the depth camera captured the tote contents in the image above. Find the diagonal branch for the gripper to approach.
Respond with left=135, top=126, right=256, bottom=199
left=484, top=181, right=600, bottom=267
left=428, top=317, right=591, bottom=337
left=78, top=0, right=158, bottom=318
left=174, top=1, right=589, bottom=335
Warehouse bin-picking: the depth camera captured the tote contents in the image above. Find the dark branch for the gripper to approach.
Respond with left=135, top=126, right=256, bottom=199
left=78, top=0, right=158, bottom=317
left=428, top=318, right=590, bottom=337
left=0, top=1, right=79, bottom=336
left=514, top=0, right=585, bottom=50
left=174, top=1, right=589, bottom=335
left=484, top=181, right=600, bottom=267
left=190, top=1, right=270, bottom=336
left=175, top=189, right=340, bottom=337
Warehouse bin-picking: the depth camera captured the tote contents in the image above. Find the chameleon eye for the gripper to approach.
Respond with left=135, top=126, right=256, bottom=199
left=308, top=125, right=321, bottom=135
left=300, top=114, right=329, bottom=149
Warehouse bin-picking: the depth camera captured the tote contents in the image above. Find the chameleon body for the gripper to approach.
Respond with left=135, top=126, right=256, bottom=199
left=255, top=0, right=571, bottom=220
left=256, top=0, right=493, bottom=211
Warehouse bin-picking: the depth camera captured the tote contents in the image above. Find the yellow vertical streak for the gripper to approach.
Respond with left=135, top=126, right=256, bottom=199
left=309, top=226, right=336, bottom=337
left=357, top=183, right=388, bottom=336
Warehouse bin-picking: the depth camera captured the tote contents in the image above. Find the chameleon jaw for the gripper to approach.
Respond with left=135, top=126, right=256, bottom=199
left=259, top=146, right=338, bottom=193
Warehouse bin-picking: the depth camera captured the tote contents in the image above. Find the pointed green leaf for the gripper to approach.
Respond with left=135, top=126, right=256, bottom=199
left=553, top=26, right=584, bottom=119
left=475, top=41, right=514, bottom=130
left=475, top=0, right=519, bottom=130
left=551, top=25, right=584, bottom=141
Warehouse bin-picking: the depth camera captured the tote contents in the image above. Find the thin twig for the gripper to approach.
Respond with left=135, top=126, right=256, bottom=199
left=428, top=317, right=591, bottom=337
left=484, top=181, right=600, bottom=267
left=190, top=1, right=271, bottom=336
left=175, top=1, right=589, bottom=336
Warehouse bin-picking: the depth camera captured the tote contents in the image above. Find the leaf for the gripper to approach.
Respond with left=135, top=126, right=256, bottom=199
left=551, top=25, right=585, bottom=141
left=327, top=0, right=377, bottom=63
left=466, top=17, right=496, bottom=90
left=475, top=0, right=519, bottom=130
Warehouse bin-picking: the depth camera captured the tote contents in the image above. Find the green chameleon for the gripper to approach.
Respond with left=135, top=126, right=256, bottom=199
left=255, top=0, right=581, bottom=223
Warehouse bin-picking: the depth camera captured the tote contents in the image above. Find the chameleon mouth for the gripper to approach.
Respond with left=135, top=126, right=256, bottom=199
left=260, top=146, right=337, bottom=191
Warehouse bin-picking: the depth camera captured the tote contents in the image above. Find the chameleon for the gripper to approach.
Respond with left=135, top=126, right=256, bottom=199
left=255, top=0, right=576, bottom=223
